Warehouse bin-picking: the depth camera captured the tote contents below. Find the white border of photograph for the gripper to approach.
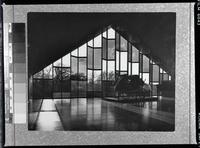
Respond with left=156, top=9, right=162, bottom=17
left=3, top=3, right=196, bottom=145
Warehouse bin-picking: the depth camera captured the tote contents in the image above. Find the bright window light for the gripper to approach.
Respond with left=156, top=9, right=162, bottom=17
left=153, top=65, right=159, bottom=81
left=143, top=55, right=149, bottom=72
left=79, top=44, right=87, bottom=57
left=62, top=54, right=70, bottom=67
left=102, top=60, right=107, bottom=80
left=103, top=60, right=107, bottom=72
left=71, top=48, right=78, bottom=56
left=103, top=30, right=107, bottom=38
left=53, top=58, right=61, bottom=67
left=94, top=34, right=102, bottom=47
left=132, top=63, right=139, bottom=75
left=108, top=61, right=115, bottom=74
left=108, top=28, right=115, bottom=39
left=44, top=64, right=53, bottom=78
left=160, top=68, right=163, bottom=73
left=120, top=36, right=127, bottom=51
left=132, top=45, right=139, bottom=62
left=88, top=39, right=93, bottom=47
left=120, top=52, right=127, bottom=70
left=107, top=61, right=115, bottom=80
left=143, top=73, right=149, bottom=84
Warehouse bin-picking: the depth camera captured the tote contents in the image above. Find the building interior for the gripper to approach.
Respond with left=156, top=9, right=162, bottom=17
left=28, top=13, right=175, bottom=131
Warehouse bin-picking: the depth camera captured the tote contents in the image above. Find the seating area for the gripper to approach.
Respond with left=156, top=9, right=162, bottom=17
left=114, top=75, right=151, bottom=98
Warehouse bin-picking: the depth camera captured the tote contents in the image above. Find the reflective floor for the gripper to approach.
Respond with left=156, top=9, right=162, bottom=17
left=35, top=99, right=64, bottom=131
left=30, top=97, right=175, bottom=131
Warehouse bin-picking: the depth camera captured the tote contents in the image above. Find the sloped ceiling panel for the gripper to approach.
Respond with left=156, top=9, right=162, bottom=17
left=28, top=13, right=175, bottom=77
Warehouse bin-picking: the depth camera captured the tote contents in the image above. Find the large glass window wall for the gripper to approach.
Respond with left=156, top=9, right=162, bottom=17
left=31, top=27, right=172, bottom=99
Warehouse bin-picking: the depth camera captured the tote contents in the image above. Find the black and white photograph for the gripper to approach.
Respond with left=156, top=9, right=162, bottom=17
left=27, top=13, right=175, bottom=131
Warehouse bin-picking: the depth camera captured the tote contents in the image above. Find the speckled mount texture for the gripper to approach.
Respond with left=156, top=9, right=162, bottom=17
left=0, top=5, right=4, bottom=148
left=2, top=3, right=196, bottom=146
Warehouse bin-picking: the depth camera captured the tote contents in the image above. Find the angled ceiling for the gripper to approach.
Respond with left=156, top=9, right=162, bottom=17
left=28, top=13, right=175, bottom=76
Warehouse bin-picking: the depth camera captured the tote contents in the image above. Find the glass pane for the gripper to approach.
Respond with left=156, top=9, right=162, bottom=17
left=53, top=67, right=62, bottom=80
left=143, top=73, right=149, bottom=84
left=87, top=46, right=93, bottom=69
left=160, top=68, right=163, bottom=73
left=87, top=70, right=93, bottom=91
left=139, top=73, right=142, bottom=79
left=153, top=65, right=159, bottom=81
left=120, top=52, right=127, bottom=71
left=132, top=45, right=139, bottom=62
left=94, top=70, right=102, bottom=91
left=79, top=58, right=86, bottom=80
left=71, top=56, right=77, bottom=76
left=94, top=49, right=101, bottom=69
left=107, top=61, right=115, bottom=80
left=62, top=68, right=71, bottom=92
left=33, top=79, right=44, bottom=98
left=88, top=39, right=93, bottom=47
left=120, top=71, right=127, bottom=75
left=152, top=85, right=157, bottom=96
left=120, top=36, right=127, bottom=51
left=163, top=74, right=169, bottom=81
left=152, top=82, right=159, bottom=85
left=108, top=39, right=115, bottom=60
left=53, top=67, right=62, bottom=98
left=71, top=80, right=78, bottom=97
left=143, top=55, right=149, bottom=72
left=62, top=54, right=70, bottom=67
left=116, top=32, right=120, bottom=51
left=160, top=73, right=163, bottom=83
left=78, top=81, right=86, bottom=97
left=108, top=28, right=115, bottom=39
left=71, top=48, right=78, bottom=56
left=103, top=30, right=107, bottom=38
left=102, top=60, right=107, bottom=80
left=169, top=75, right=172, bottom=80
left=43, top=80, right=53, bottom=98
left=79, top=44, right=87, bottom=57
left=103, top=38, right=107, bottom=59
left=33, top=70, right=43, bottom=78
left=43, top=64, right=52, bottom=79
left=53, top=58, right=61, bottom=67
left=103, top=81, right=114, bottom=97
left=94, top=70, right=101, bottom=82
left=132, top=63, right=139, bottom=75
left=94, top=34, right=102, bottom=47
left=116, top=51, right=119, bottom=70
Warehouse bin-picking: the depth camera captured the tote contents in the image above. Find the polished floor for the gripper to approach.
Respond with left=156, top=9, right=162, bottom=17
left=35, top=99, right=64, bottom=131
left=31, top=97, right=175, bottom=131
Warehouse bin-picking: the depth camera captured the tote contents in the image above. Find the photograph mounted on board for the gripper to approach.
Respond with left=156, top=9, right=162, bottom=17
left=26, top=13, right=175, bottom=131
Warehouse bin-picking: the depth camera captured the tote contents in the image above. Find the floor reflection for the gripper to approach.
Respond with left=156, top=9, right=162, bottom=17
left=35, top=99, right=64, bottom=131
left=131, top=96, right=175, bottom=113
left=54, top=98, right=174, bottom=131
left=32, top=97, right=174, bottom=131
